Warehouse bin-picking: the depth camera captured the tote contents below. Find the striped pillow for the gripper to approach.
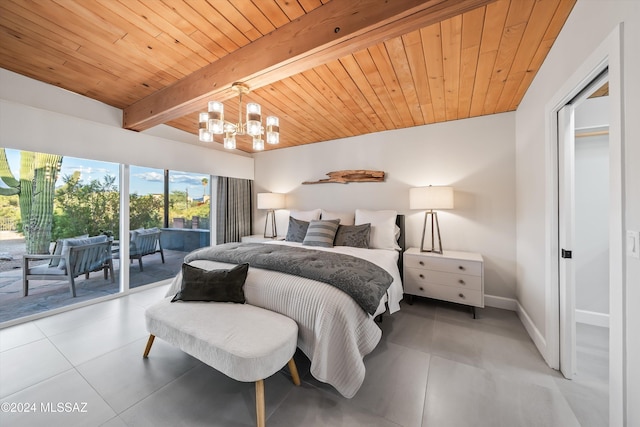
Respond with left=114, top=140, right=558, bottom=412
left=302, top=219, right=340, bottom=248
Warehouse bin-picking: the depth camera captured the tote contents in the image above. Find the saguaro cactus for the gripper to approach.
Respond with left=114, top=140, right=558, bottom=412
left=0, top=149, right=63, bottom=254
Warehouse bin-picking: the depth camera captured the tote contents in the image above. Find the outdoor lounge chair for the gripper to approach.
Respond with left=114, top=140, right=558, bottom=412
left=23, top=236, right=114, bottom=297
left=113, top=228, right=165, bottom=272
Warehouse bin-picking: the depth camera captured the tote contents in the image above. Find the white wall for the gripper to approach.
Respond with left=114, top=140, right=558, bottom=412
left=0, top=69, right=254, bottom=180
left=575, top=133, right=609, bottom=314
left=575, top=97, right=610, bottom=316
left=254, top=112, right=517, bottom=300
left=514, top=1, right=640, bottom=424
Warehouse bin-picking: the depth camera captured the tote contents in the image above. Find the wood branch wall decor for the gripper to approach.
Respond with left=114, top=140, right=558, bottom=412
left=302, top=170, right=385, bottom=185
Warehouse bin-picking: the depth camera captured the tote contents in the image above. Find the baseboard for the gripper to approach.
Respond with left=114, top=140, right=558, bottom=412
left=484, top=294, right=517, bottom=311
left=485, top=295, right=549, bottom=365
left=516, top=300, right=547, bottom=360
left=575, top=309, right=609, bottom=328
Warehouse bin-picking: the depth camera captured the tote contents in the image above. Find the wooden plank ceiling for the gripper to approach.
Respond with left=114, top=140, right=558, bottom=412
left=0, top=0, right=576, bottom=153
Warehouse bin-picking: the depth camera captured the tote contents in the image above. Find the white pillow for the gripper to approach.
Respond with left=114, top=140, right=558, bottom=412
left=321, top=209, right=355, bottom=225
left=355, top=209, right=400, bottom=250
left=289, top=209, right=321, bottom=221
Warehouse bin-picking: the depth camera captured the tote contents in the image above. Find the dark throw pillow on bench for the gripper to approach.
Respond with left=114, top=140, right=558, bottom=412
left=171, top=263, right=249, bottom=303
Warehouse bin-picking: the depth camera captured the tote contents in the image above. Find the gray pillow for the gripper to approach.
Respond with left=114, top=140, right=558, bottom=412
left=58, top=235, right=109, bottom=269
left=49, top=234, right=89, bottom=267
left=285, top=217, right=309, bottom=243
left=334, top=223, right=371, bottom=248
left=49, top=241, right=64, bottom=267
left=302, top=219, right=340, bottom=248
left=172, top=263, right=249, bottom=303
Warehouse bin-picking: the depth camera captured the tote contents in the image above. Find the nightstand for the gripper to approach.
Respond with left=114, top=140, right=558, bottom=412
left=403, top=248, right=484, bottom=318
left=240, top=235, right=283, bottom=243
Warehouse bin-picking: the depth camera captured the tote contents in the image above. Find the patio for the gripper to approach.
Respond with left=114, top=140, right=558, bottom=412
left=0, top=244, right=189, bottom=324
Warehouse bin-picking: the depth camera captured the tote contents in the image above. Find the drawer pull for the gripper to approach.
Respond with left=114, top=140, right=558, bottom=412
left=419, top=287, right=424, bottom=291
left=419, top=261, right=425, bottom=266
left=459, top=279, right=465, bottom=285
left=458, top=293, right=465, bottom=299
left=419, top=274, right=425, bottom=279
left=458, top=265, right=465, bottom=271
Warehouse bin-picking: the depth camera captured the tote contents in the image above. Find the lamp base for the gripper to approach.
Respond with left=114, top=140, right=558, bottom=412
left=263, top=209, right=278, bottom=239
left=420, top=210, right=443, bottom=254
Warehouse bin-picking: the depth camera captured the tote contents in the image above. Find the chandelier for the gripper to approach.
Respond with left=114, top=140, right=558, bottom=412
left=198, top=82, right=279, bottom=151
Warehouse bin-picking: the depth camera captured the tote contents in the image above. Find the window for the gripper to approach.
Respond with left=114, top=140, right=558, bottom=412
left=0, top=148, right=120, bottom=322
left=0, top=148, right=217, bottom=323
left=127, top=167, right=212, bottom=289
left=168, top=169, right=210, bottom=231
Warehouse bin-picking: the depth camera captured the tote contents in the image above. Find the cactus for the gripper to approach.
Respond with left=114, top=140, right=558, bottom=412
left=0, top=148, right=62, bottom=254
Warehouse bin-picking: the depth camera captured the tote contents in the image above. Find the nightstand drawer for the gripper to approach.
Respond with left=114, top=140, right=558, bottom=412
left=404, top=267, right=482, bottom=291
left=404, top=280, right=483, bottom=307
left=404, top=254, right=481, bottom=276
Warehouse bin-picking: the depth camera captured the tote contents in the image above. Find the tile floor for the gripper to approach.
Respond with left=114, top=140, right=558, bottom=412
left=0, top=286, right=607, bottom=426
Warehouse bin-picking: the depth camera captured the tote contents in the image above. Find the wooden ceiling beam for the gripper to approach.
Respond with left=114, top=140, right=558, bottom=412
left=123, top=0, right=496, bottom=132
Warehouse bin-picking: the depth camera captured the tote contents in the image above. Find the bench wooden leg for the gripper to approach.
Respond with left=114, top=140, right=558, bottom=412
left=255, top=379, right=265, bottom=427
left=288, top=358, right=301, bottom=386
left=143, top=334, right=155, bottom=358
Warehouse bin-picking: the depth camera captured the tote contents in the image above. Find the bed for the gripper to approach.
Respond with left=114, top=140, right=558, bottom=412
left=164, top=210, right=405, bottom=398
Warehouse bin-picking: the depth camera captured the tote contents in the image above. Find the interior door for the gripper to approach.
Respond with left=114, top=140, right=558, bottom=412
left=558, top=103, right=577, bottom=379
left=557, top=69, right=609, bottom=380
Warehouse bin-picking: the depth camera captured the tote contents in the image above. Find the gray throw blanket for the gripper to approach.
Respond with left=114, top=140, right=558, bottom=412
left=184, top=243, right=393, bottom=315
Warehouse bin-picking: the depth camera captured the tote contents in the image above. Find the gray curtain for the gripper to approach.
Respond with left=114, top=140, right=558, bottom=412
left=216, top=177, right=253, bottom=244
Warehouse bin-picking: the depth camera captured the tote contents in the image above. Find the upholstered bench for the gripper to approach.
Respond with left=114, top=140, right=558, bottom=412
left=143, top=298, right=300, bottom=427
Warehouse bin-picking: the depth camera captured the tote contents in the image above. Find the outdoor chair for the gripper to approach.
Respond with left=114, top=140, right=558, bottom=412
left=113, top=228, right=165, bottom=272
left=23, top=236, right=114, bottom=297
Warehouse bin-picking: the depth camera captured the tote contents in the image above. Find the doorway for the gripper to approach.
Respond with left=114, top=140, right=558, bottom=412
left=573, top=94, right=610, bottom=399
left=558, top=71, right=609, bottom=381
left=546, top=24, right=624, bottom=426
left=557, top=73, right=611, bottom=424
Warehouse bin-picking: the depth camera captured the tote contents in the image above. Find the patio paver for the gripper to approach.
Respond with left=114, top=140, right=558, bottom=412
left=0, top=249, right=188, bottom=324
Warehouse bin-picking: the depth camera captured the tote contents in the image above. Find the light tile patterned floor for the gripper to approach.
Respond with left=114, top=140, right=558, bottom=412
left=0, top=288, right=607, bottom=426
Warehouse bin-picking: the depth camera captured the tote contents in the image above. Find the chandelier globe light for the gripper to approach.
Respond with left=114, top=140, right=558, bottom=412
left=198, top=82, right=280, bottom=151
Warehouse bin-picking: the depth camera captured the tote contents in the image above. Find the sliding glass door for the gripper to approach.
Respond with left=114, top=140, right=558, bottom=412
left=127, top=167, right=212, bottom=289
left=0, top=148, right=216, bottom=323
left=0, top=148, right=120, bottom=322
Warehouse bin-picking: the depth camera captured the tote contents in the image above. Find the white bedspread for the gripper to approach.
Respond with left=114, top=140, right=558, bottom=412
left=165, top=242, right=402, bottom=398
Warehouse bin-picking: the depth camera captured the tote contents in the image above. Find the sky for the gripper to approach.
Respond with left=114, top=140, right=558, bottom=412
left=1, top=148, right=210, bottom=197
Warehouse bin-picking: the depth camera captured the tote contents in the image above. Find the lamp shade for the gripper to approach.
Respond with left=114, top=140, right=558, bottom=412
left=257, top=193, right=285, bottom=210
left=409, top=186, right=454, bottom=210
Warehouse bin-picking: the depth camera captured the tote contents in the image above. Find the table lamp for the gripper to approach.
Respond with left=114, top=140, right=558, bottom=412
left=257, top=193, right=285, bottom=238
left=409, top=186, right=454, bottom=253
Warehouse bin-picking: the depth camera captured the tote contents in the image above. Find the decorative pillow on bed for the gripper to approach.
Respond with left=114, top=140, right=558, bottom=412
left=282, top=209, right=321, bottom=238
left=334, top=223, right=371, bottom=248
left=302, top=219, right=340, bottom=247
left=355, top=209, right=400, bottom=250
left=285, top=217, right=310, bottom=243
left=320, top=209, right=355, bottom=225
left=171, top=263, right=249, bottom=303
left=289, top=209, right=321, bottom=222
